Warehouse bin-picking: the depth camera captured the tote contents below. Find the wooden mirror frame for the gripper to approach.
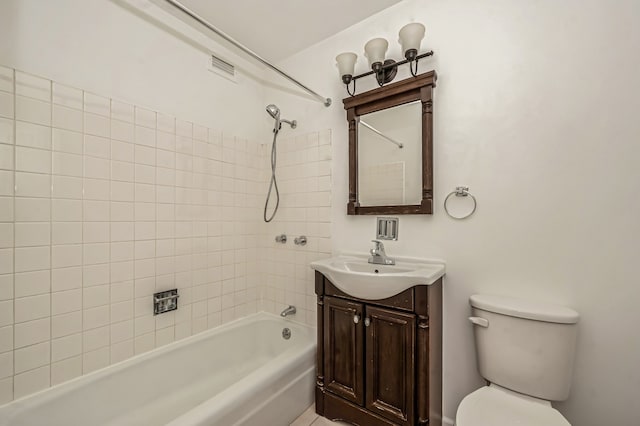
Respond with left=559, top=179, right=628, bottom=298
left=344, top=71, right=437, bottom=215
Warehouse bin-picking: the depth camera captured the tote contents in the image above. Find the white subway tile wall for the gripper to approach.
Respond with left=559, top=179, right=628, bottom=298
left=259, top=131, right=332, bottom=325
left=0, top=65, right=331, bottom=403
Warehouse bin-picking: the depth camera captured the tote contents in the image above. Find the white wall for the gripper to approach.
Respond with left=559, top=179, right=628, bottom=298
left=0, top=0, right=266, bottom=140
left=269, top=0, right=640, bottom=424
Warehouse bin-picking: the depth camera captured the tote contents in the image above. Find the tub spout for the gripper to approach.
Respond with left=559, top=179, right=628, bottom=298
left=281, top=305, right=296, bottom=317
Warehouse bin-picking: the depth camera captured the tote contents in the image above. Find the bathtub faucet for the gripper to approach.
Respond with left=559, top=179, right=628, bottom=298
left=281, top=305, right=296, bottom=317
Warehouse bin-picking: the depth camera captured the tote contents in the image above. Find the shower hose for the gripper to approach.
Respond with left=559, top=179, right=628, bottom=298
left=263, top=128, right=279, bottom=222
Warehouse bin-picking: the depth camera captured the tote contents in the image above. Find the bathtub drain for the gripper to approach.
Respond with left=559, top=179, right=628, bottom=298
left=282, top=328, right=291, bottom=340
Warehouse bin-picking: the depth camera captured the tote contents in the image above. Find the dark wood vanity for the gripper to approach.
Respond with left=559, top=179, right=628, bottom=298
left=315, top=271, right=443, bottom=426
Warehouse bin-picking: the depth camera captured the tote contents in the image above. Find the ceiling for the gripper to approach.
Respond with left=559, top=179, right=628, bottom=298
left=175, top=0, right=402, bottom=62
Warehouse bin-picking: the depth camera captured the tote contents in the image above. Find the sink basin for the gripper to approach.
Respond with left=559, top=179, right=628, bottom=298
left=310, top=254, right=445, bottom=300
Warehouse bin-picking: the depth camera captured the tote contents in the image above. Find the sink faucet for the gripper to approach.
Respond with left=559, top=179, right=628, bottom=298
left=280, top=305, right=296, bottom=317
left=369, top=240, right=395, bottom=265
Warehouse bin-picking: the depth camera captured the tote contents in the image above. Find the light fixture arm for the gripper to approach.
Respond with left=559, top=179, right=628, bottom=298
left=409, top=57, right=419, bottom=77
left=346, top=78, right=356, bottom=96
left=351, top=50, right=433, bottom=84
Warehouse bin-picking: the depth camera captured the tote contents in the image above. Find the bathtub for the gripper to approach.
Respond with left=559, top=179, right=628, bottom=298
left=0, top=312, right=316, bottom=426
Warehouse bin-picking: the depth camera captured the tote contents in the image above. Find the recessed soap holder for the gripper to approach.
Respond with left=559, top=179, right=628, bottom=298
left=376, top=217, right=398, bottom=241
left=154, top=289, right=179, bottom=315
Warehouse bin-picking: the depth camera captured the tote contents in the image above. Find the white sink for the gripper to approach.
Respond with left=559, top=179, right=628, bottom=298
left=310, top=254, right=445, bottom=300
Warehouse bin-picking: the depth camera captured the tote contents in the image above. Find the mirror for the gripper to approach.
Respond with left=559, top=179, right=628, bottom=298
left=358, top=101, right=422, bottom=206
left=343, top=71, right=437, bottom=215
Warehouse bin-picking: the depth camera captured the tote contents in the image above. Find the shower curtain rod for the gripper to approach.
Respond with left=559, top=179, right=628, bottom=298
left=359, top=120, right=403, bottom=149
left=163, top=0, right=332, bottom=107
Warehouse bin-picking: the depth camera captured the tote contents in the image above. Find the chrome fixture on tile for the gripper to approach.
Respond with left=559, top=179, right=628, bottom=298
left=264, top=104, right=297, bottom=223
left=376, top=217, right=399, bottom=241
left=368, top=240, right=395, bottom=265
left=336, top=23, right=434, bottom=96
left=444, top=186, right=477, bottom=220
left=294, top=236, right=307, bottom=246
left=266, top=104, right=297, bottom=133
left=282, top=328, right=291, bottom=340
left=275, top=234, right=287, bottom=244
left=281, top=305, right=296, bottom=317
left=154, top=289, right=179, bottom=315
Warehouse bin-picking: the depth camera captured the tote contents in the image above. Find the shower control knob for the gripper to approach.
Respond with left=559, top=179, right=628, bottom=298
left=275, top=234, right=287, bottom=244
left=294, top=236, right=307, bottom=246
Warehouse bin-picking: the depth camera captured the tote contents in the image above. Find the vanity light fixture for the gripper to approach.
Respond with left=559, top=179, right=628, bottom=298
left=335, top=23, right=433, bottom=96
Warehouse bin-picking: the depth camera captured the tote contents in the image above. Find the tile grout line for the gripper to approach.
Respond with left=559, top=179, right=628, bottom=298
left=48, top=76, right=53, bottom=387
left=175, top=115, right=179, bottom=341
left=11, top=67, right=16, bottom=399
left=133, top=109, right=138, bottom=352
left=153, top=110, right=159, bottom=343
left=80, top=86, right=85, bottom=377
left=107, top=94, right=112, bottom=366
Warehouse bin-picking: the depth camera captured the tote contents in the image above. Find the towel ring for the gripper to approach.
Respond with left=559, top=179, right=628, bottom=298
left=444, top=186, right=477, bottom=220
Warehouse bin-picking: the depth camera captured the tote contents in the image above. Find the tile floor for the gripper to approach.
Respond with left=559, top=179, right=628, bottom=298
left=290, top=404, right=351, bottom=425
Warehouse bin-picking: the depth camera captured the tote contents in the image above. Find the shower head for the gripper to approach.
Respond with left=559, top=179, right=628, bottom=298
left=265, top=104, right=296, bottom=132
left=266, top=104, right=280, bottom=120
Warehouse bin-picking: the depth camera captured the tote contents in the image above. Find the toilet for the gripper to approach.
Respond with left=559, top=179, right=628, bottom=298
left=456, top=294, right=579, bottom=426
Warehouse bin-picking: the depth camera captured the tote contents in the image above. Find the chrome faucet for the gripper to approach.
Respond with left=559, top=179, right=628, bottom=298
left=368, top=240, right=395, bottom=265
left=280, top=305, right=296, bottom=317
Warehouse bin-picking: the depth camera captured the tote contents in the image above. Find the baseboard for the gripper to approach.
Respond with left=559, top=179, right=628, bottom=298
left=442, top=415, right=455, bottom=426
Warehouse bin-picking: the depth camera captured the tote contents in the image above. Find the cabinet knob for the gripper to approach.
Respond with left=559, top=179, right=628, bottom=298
left=364, top=317, right=371, bottom=327
left=353, top=314, right=360, bottom=324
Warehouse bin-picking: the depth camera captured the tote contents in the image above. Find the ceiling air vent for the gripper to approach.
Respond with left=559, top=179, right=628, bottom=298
left=207, top=54, right=236, bottom=82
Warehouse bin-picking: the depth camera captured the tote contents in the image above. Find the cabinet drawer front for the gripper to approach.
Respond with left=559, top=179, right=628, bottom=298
left=324, top=296, right=365, bottom=405
left=365, top=306, right=416, bottom=425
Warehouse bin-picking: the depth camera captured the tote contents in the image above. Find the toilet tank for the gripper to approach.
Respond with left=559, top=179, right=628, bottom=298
left=469, top=294, right=579, bottom=401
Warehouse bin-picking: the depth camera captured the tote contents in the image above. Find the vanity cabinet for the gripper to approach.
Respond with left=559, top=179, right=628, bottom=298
left=315, top=271, right=442, bottom=426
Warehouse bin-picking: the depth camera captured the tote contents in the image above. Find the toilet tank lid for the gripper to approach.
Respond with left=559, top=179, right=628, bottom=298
left=470, top=294, right=579, bottom=324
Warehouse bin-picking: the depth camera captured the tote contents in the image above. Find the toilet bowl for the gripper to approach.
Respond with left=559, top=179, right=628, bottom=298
left=456, top=384, right=570, bottom=426
left=456, top=294, right=579, bottom=426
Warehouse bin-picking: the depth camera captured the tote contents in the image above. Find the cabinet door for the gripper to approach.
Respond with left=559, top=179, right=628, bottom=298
left=365, top=305, right=416, bottom=425
left=323, top=296, right=365, bottom=405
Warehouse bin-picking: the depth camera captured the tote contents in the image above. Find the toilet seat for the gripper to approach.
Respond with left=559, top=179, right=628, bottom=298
left=456, top=385, right=570, bottom=426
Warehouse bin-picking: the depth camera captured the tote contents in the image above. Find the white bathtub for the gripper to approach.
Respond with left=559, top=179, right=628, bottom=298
left=0, top=312, right=316, bottom=426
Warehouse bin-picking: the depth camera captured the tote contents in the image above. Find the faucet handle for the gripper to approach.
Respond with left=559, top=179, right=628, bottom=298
left=371, top=239, right=384, bottom=250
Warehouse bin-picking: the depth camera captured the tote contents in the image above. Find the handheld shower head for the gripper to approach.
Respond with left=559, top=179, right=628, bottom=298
left=266, top=104, right=280, bottom=120
left=263, top=103, right=297, bottom=223
left=265, top=104, right=296, bottom=132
